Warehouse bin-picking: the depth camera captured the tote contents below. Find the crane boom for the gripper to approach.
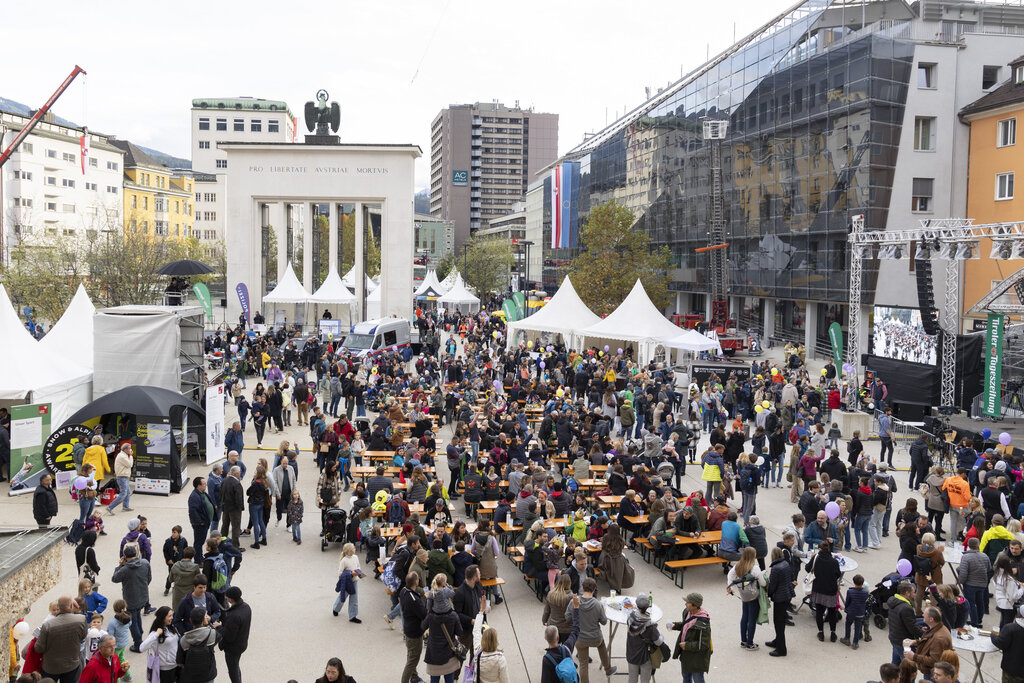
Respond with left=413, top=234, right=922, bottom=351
left=0, top=65, right=86, bottom=169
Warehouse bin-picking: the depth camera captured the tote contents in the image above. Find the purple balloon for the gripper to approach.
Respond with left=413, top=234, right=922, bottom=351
left=73, top=477, right=88, bottom=490
left=825, top=501, right=840, bottom=520
left=604, top=345, right=610, bottom=352
left=981, top=428, right=992, bottom=439
left=493, top=380, right=501, bottom=389
left=617, top=348, right=623, bottom=355
left=547, top=345, right=553, bottom=352
left=897, top=558, right=913, bottom=577
left=539, top=361, right=546, bottom=369
left=999, top=431, right=1012, bottom=446
left=842, top=363, right=854, bottom=375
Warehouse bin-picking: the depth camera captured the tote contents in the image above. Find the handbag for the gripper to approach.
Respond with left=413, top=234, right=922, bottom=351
left=441, top=623, right=468, bottom=663
left=648, top=641, right=670, bottom=670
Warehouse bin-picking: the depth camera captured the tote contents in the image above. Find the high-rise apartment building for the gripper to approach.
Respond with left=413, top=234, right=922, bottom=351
left=429, top=101, right=557, bottom=248
left=190, top=97, right=296, bottom=249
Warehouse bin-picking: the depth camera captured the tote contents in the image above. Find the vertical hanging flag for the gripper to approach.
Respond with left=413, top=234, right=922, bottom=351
left=80, top=130, right=89, bottom=175
left=983, top=312, right=1005, bottom=418
left=828, top=322, right=843, bottom=369
left=192, top=282, right=213, bottom=323
left=549, top=161, right=581, bottom=250
left=236, top=283, right=251, bottom=326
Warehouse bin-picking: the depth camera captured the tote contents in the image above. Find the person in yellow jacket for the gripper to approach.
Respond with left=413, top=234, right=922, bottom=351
left=701, top=445, right=725, bottom=500
left=82, top=435, right=112, bottom=480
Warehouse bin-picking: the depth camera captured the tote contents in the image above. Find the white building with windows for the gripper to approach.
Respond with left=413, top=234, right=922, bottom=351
left=190, top=97, right=297, bottom=247
left=0, top=110, right=124, bottom=262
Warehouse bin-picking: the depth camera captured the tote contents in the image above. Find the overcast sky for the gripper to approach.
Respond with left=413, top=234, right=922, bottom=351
left=5, top=0, right=794, bottom=190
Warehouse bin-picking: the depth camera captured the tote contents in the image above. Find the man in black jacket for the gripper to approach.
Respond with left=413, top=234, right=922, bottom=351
left=217, top=586, right=251, bottom=683
left=908, top=436, right=931, bottom=491
left=33, top=473, right=58, bottom=527
left=219, top=466, right=246, bottom=549
left=452, top=566, right=484, bottom=651
left=819, top=450, right=848, bottom=489
left=400, top=572, right=428, bottom=683
left=886, top=581, right=922, bottom=665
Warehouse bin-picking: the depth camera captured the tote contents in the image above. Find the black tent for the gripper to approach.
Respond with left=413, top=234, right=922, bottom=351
left=63, top=386, right=206, bottom=494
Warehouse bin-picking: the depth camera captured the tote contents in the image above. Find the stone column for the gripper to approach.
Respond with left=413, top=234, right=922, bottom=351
left=271, top=201, right=287, bottom=282
left=763, top=298, right=776, bottom=341
left=328, top=202, right=339, bottom=275
left=804, top=301, right=819, bottom=358
left=302, top=202, right=313, bottom=292
left=354, top=202, right=365, bottom=321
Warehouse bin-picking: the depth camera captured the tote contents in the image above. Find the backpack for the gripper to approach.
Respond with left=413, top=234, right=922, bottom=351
left=732, top=573, right=761, bottom=602
left=178, top=636, right=217, bottom=681
left=788, top=427, right=799, bottom=444
left=65, top=519, right=85, bottom=545
left=913, top=554, right=933, bottom=579
left=740, top=467, right=754, bottom=492
left=564, top=476, right=579, bottom=494
left=388, top=499, right=406, bottom=526
left=72, top=441, right=86, bottom=468
left=121, top=537, right=141, bottom=560
left=208, top=553, right=231, bottom=592
left=310, top=418, right=326, bottom=441
left=544, top=644, right=578, bottom=683
left=382, top=548, right=408, bottom=592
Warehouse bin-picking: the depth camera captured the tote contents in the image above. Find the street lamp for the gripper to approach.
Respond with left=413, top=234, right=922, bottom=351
left=519, top=240, right=534, bottom=292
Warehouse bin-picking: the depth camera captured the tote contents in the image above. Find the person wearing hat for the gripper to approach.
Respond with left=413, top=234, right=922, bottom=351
left=217, top=586, right=251, bottom=683
left=669, top=593, right=712, bottom=681
left=625, top=594, right=665, bottom=682
left=111, top=544, right=152, bottom=651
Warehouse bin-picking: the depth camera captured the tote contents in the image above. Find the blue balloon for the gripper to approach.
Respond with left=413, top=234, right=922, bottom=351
left=981, top=428, right=992, bottom=439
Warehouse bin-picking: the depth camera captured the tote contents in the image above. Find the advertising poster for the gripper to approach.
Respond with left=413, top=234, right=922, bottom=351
left=983, top=312, right=1005, bottom=418
left=133, top=417, right=175, bottom=495
left=7, top=403, right=51, bottom=496
left=205, top=385, right=225, bottom=465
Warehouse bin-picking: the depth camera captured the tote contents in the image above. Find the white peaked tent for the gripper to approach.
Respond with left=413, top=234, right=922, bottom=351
left=365, top=283, right=382, bottom=320
left=439, top=269, right=460, bottom=293
left=262, top=262, right=311, bottom=327
left=311, top=269, right=355, bottom=326
left=663, top=328, right=723, bottom=354
left=437, top=274, right=480, bottom=313
left=342, top=266, right=377, bottom=293
left=0, top=285, right=92, bottom=427
left=40, top=284, right=96, bottom=370
left=414, top=270, right=445, bottom=299
left=579, top=279, right=684, bottom=364
left=506, top=276, right=600, bottom=349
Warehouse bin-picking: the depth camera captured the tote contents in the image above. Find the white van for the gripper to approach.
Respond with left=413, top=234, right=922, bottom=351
left=342, top=318, right=412, bottom=357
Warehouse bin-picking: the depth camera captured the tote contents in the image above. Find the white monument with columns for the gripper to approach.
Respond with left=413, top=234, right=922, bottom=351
left=222, top=142, right=420, bottom=324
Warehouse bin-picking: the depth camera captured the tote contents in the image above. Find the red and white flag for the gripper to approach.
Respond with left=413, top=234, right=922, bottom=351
left=80, top=133, right=89, bottom=174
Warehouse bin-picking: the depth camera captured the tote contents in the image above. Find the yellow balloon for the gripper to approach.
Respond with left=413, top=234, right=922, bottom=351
left=371, top=367, right=378, bottom=374
left=492, top=331, right=499, bottom=339
left=556, top=389, right=564, bottom=397
left=755, top=405, right=763, bottom=413
left=756, top=374, right=763, bottom=380
left=770, top=368, right=778, bottom=376
left=821, top=368, right=828, bottom=376
left=527, top=341, right=533, bottom=349
left=762, top=400, right=770, bottom=408
left=599, top=351, right=604, bottom=357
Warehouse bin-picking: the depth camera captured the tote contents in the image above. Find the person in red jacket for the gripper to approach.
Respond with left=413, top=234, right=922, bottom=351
left=79, top=634, right=129, bottom=683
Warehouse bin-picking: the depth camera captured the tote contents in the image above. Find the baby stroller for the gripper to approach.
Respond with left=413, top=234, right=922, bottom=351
left=321, top=508, right=348, bottom=552
left=868, top=572, right=902, bottom=629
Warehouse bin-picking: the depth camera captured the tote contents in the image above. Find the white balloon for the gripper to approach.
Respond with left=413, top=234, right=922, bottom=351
left=12, top=621, right=31, bottom=640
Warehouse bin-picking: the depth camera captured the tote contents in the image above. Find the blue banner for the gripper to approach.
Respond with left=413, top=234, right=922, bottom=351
left=236, top=283, right=251, bottom=326
left=550, top=161, right=581, bottom=249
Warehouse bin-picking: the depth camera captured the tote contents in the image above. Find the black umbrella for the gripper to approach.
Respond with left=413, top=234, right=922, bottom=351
left=156, top=259, right=215, bottom=276
left=61, top=385, right=205, bottom=428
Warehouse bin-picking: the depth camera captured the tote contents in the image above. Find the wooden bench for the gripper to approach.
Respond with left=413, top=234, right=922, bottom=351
left=634, top=538, right=656, bottom=563
left=662, top=557, right=730, bottom=588
left=480, top=577, right=506, bottom=602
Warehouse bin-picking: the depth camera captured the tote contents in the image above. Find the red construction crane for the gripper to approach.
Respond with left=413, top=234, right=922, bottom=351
left=0, top=65, right=86, bottom=168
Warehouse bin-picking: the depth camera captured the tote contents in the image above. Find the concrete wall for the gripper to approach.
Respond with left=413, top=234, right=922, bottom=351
left=0, top=533, right=64, bottom=674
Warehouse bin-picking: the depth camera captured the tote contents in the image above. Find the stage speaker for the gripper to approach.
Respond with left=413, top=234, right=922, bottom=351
left=916, top=259, right=941, bottom=336
left=894, top=402, right=927, bottom=422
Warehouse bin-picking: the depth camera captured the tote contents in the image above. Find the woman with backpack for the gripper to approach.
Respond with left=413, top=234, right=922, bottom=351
left=914, top=532, right=946, bottom=615
left=726, top=546, right=766, bottom=649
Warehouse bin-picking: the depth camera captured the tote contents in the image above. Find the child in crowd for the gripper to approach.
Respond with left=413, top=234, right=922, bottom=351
left=426, top=573, right=456, bottom=614
left=81, top=613, right=107, bottom=668
left=840, top=574, right=869, bottom=650
left=77, top=578, right=107, bottom=622
left=828, top=423, right=842, bottom=450
left=107, top=599, right=133, bottom=681
left=84, top=509, right=105, bottom=536
left=287, top=490, right=304, bottom=544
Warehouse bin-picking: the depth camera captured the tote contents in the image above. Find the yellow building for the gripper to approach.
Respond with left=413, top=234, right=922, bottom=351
left=111, top=140, right=194, bottom=238
left=960, top=55, right=1024, bottom=328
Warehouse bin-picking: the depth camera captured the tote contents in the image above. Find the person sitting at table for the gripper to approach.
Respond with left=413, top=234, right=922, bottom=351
left=707, top=496, right=730, bottom=531
left=649, top=508, right=678, bottom=559
left=616, top=490, right=644, bottom=549
left=672, top=506, right=705, bottom=560
left=428, top=497, right=452, bottom=528
left=717, top=510, right=749, bottom=571
left=525, top=529, right=552, bottom=587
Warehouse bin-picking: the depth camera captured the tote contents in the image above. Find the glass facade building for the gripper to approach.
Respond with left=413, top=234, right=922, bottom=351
left=545, top=0, right=1024, bottom=344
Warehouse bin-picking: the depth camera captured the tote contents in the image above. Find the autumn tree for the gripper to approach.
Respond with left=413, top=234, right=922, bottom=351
left=567, top=200, right=672, bottom=315
left=435, top=235, right=515, bottom=295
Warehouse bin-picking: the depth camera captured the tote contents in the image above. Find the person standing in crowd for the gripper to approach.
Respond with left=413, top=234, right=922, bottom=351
left=188, top=477, right=215, bottom=563
left=887, top=582, right=922, bottom=665
left=400, top=572, right=428, bottom=683
left=542, top=594, right=580, bottom=683
left=34, top=595, right=89, bottom=683
left=141, top=607, right=179, bottom=683
left=111, top=545, right=151, bottom=652
left=668, top=593, right=712, bottom=683
left=33, top=472, right=59, bottom=527
left=904, top=606, right=952, bottom=680
left=878, top=408, right=894, bottom=467
left=765, top=547, right=795, bottom=657
left=224, top=422, right=244, bottom=458
left=220, top=465, right=246, bottom=549
left=217, top=586, right=252, bottom=683
left=572, top=577, right=616, bottom=682
left=107, top=443, right=135, bottom=514
left=78, top=633, right=129, bottom=683
left=476, top=627, right=511, bottom=683
left=625, top=593, right=665, bottom=683
left=726, top=546, right=766, bottom=649
left=245, top=466, right=270, bottom=549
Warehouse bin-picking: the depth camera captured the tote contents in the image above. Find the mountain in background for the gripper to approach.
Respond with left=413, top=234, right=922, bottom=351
left=414, top=189, right=430, bottom=214
left=0, top=96, right=190, bottom=169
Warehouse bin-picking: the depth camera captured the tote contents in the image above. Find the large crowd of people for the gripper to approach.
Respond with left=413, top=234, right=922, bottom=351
left=6, top=306, right=1024, bottom=683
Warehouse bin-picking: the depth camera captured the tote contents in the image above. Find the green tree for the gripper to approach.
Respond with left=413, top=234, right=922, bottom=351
left=567, top=200, right=672, bottom=315
left=455, top=235, right=515, bottom=294
left=2, top=232, right=90, bottom=323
